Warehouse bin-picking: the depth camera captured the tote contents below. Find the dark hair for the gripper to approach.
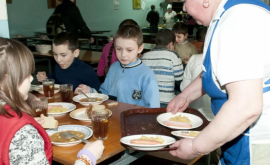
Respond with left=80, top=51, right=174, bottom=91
left=156, top=29, right=176, bottom=46
left=151, top=5, right=155, bottom=10
left=196, top=27, right=207, bottom=42
left=53, top=32, right=79, bottom=52
left=115, top=25, right=143, bottom=46
left=0, top=38, right=35, bottom=117
left=119, top=19, right=139, bottom=28
left=172, top=22, right=188, bottom=35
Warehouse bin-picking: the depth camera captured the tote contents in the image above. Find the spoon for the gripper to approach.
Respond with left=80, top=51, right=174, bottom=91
left=78, top=89, right=96, bottom=102
left=61, top=132, right=88, bottom=143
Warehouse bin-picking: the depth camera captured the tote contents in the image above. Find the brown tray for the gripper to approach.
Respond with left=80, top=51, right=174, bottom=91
left=120, top=108, right=210, bottom=137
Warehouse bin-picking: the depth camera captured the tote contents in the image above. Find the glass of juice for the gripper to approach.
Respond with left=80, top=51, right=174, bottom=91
left=60, top=84, right=73, bottom=102
left=42, top=79, right=55, bottom=99
left=31, top=97, right=48, bottom=117
left=91, top=110, right=109, bottom=140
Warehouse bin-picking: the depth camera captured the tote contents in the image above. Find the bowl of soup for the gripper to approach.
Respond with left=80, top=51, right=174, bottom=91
left=73, top=93, right=109, bottom=106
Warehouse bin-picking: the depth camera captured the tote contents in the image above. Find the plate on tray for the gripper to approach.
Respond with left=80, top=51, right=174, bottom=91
left=34, top=84, right=60, bottom=94
left=120, top=134, right=176, bottom=151
left=46, top=125, right=92, bottom=147
left=171, top=131, right=200, bottom=139
left=157, top=112, right=203, bottom=129
left=69, top=108, right=112, bottom=121
left=47, top=102, right=76, bottom=116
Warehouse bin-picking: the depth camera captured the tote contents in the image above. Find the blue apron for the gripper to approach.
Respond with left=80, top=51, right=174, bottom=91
left=202, top=0, right=270, bottom=164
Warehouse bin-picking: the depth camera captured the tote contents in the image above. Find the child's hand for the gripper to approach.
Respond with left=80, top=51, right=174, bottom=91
left=83, top=140, right=104, bottom=160
left=36, top=71, right=47, bottom=82
left=183, top=56, right=190, bottom=64
left=34, top=117, right=45, bottom=125
left=74, top=84, right=90, bottom=94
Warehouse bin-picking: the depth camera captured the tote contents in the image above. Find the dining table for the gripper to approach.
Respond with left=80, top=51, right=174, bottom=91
left=31, top=91, right=210, bottom=165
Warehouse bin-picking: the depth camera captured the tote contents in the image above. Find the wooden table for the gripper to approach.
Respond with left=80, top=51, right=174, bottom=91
left=32, top=91, right=143, bottom=165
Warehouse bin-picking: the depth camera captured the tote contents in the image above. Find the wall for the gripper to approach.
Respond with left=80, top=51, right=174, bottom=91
left=7, top=0, right=167, bottom=37
left=0, top=0, right=10, bottom=38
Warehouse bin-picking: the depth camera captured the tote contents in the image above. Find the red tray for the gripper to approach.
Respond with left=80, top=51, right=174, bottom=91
left=120, top=108, right=210, bottom=137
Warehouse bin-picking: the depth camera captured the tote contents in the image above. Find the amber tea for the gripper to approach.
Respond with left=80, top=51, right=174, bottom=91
left=91, top=110, right=109, bottom=140
left=42, top=79, right=55, bottom=99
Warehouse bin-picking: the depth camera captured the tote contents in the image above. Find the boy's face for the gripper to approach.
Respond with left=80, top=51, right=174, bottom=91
left=115, top=37, right=144, bottom=65
left=175, top=33, right=188, bottom=44
left=52, top=44, right=79, bottom=69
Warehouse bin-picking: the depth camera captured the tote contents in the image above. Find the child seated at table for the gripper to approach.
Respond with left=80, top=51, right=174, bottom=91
left=36, top=32, right=100, bottom=92
left=0, top=37, right=104, bottom=165
left=97, top=19, right=138, bottom=83
left=191, top=27, right=207, bottom=53
left=76, top=25, right=160, bottom=108
left=172, top=22, right=198, bottom=65
left=141, top=29, right=183, bottom=107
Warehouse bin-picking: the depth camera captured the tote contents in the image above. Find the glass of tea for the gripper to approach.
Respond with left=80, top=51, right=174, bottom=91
left=42, top=79, right=55, bottom=99
left=60, top=84, right=73, bottom=102
left=91, top=110, right=109, bottom=140
left=31, top=97, right=48, bottom=117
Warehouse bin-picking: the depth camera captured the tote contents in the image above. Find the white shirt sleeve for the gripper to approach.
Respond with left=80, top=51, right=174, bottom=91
left=9, top=124, right=49, bottom=165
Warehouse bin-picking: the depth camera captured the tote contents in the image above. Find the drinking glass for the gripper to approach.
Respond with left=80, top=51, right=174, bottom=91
left=60, top=84, right=73, bottom=102
left=91, top=110, right=109, bottom=140
left=31, top=97, right=48, bottom=117
left=42, top=79, right=55, bottom=99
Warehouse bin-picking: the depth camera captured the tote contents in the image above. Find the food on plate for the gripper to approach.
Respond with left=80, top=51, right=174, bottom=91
left=163, top=120, right=192, bottom=128
left=107, top=101, right=118, bottom=106
left=50, top=130, right=85, bottom=143
left=48, top=107, right=68, bottom=113
left=181, top=131, right=200, bottom=137
left=40, top=114, right=58, bottom=129
left=86, top=105, right=111, bottom=118
left=79, top=97, right=103, bottom=102
left=130, top=136, right=165, bottom=145
left=48, top=105, right=62, bottom=110
left=169, top=115, right=191, bottom=123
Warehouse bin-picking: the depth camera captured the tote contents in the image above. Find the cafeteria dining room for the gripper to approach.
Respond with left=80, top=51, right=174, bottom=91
left=1, top=0, right=270, bottom=165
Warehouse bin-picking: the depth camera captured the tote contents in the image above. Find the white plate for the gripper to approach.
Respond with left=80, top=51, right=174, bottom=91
left=30, top=85, right=38, bottom=92
left=73, top=93, right=109, bottom=106
left=48, top=102, right=76, bottom=116
left=46, top=125, right=92, bottom=147
left=120, top=134, right=176, bottom=151
left=34, top=84, right=60, bottom=94
left=171, top=131, right=200, bottom=139
left=69, top=108, right=112, bottom=121
left=157, top=112, right=203, bottom=130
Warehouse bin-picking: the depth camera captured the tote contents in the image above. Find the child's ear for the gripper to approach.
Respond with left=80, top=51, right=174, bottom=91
left=73, top=49, right=80, bottom=57
left=167, top=42, right=175, bottom=51
left=184, top=33, right=189, bottom=39
left=138, top=44, right=144, bottom=54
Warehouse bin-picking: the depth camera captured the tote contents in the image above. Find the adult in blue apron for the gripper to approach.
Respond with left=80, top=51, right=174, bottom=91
left=167, top=0, right=270, bottom=164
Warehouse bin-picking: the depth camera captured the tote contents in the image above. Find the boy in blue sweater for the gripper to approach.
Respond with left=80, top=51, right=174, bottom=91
left=36, top=32, right=100, bottom=91
left=76, top=25, right=160, bottom=108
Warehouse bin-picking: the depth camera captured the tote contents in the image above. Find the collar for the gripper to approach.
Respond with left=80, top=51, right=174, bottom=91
left=211, top=0, right=228, bottom=22
left=153, top=45, right=169, bottom=50
left=120, top=58, right=142, bottom=68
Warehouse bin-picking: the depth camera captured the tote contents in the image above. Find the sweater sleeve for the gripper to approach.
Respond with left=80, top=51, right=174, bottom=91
left=9, top=125, right=49, bottom=165
left=142, top=73, right=160, bottom=108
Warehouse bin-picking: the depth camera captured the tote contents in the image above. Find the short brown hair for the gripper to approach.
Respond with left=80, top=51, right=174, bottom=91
left=119, top=19, right=138, bottom=28
left=196, top=27, right=207, bottom=42
left=53, top=32, right=79, bottom=52
left=0, top=38, right=35, bottom=117
left=115, top=25, right=143, bottom=46
left=172, top=22, right=188, bottom=35
left=156, top=29, right=175, bottom=46
left=151, top=5, right=155, bottom=10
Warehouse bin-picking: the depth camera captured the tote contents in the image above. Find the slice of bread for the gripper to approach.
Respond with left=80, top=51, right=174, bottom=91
left=107, top=101, right=118, bottom=106
left=40, top=114, right=58, bottom=129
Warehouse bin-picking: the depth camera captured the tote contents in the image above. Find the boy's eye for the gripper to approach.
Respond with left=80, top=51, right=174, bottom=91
left=116, top=48, right=121, bottom=50
left=128, top=50, right=132, bottom=52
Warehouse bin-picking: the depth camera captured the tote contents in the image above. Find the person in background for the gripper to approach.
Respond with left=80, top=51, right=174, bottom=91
left=146, top=5, right=160, bottom=33
left=53, top=0, right=94, bottom=43
left=0, top=38, right=104, bottom=165
left=164, top=4, right=177, bottom=28
left=36, top=32, right=100, bottom=92
left=191, top=27, right=207, bottom=53
left=172, top=22, right=197, bottom=65
left=76, top=25, right=160, bottom=108
left=96, top=19, right=138, bottom=83
left=142, top=29, right=183, bottom=107
left=186, top=14, right=196, bottom=35
left=168, top=0, right=270, bottom=164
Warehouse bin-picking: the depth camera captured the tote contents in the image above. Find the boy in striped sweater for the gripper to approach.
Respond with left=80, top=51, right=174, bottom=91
left=142, top=29, right=183, bottom=107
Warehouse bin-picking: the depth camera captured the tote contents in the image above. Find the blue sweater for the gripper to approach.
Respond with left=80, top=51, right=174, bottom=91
left=100, top=59, right=160, bottom=108
left=48, top=58, right=100, bottom=91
